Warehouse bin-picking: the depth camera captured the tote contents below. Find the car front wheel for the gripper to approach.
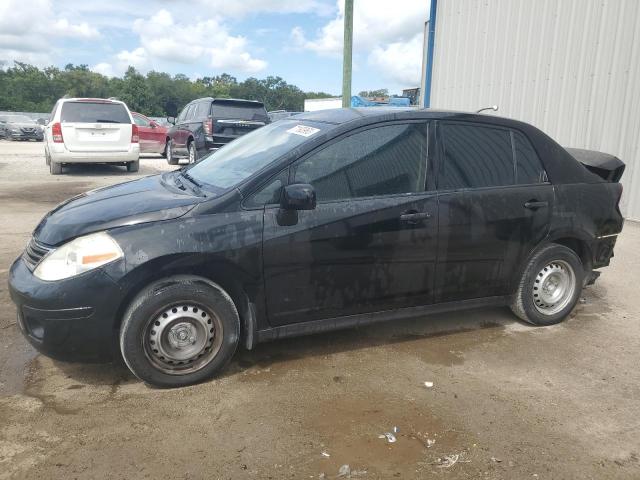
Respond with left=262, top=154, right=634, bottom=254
left=510, top=243, right=584, bottom=326
left=187, top=140, right=198, bottom=164
left=166, top=139, right=178, bottom=165
left=119, top=276, right=240, bottom=388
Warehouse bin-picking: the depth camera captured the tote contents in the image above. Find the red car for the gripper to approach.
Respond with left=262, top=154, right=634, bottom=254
left=132, top=112, right=168, bottom=156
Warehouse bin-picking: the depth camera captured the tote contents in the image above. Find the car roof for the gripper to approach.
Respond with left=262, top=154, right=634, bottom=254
left=189, top=97, right=265, bottom=106
left=61, top=97, right=127, bottom=105
left=293, top=107, right=526, bottom=126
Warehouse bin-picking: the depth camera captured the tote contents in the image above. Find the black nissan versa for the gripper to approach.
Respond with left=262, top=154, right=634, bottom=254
left=8, top=108, right=625, bottom=387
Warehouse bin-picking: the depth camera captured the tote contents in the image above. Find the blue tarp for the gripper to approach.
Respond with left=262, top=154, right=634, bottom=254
left=350, top=96, right=411, bottom=107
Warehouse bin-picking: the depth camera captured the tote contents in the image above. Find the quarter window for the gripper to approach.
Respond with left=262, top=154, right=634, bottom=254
left=440, top=124, right=514, bottom=189
left=514, top=130, right=547, bottom=184
left=293, top=123, right=428, bottom=202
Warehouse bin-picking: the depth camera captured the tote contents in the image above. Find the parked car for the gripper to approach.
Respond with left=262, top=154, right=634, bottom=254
left=165, top=97, right=268, bottom=165
left=0, top=114, right=44, bottom=141
left=132, top=112, right=168, bottom=156
left=9, top=108, right=624, bottom=387
left=44, top=98, right=140, bottom=175
left=268, top=110, right=302, bottom=122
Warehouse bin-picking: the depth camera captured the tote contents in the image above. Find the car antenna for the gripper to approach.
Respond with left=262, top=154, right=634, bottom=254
left=476, top=105, right=499, bottom=114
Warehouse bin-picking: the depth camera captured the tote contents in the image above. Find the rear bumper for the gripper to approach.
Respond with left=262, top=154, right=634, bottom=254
left=205, top=134, right=240, bottom=149
left=8, top=257, right=123, bottom=361
left=49, top=143, right=140, bottom=163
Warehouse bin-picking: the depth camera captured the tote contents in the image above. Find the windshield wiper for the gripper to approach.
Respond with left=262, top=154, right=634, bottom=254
left=179, top=171, right=206, bottom=197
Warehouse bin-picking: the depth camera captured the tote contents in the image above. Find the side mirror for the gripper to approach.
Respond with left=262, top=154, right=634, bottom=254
left=150, top=121, right=158, bottom=129
left=167, top=116, right=176, bottom=125
left=281, top=183, right=316, bottom=210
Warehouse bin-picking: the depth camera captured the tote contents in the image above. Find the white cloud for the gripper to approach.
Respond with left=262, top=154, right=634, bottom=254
left=0, top=0, right=100, bottom=65
left=196, top=0, right=334, bottom=18
left=292, top=0, right=427, bottom=86
left=368, top=34, right=424, bottom=87
left=91, top=62, right=115, bottom=77
left=123, top=10, right=267, bottom=73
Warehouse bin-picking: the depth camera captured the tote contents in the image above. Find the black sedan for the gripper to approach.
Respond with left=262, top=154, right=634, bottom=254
left=8, top=108, right=624, bottom=387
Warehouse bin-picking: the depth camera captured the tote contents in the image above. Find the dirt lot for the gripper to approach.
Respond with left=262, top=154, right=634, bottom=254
left=0, top=140, right=639, bottom=479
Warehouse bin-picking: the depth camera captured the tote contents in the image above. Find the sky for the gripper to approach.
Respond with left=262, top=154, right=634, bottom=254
left=0, top=0, right=429, bottom=95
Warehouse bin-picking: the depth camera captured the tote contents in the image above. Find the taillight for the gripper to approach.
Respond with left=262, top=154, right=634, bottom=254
left=52, top=122, right=63, bottom=143
left=131, top=124, right=139, bottom=143
left=203, top=118, right=213, bottom=135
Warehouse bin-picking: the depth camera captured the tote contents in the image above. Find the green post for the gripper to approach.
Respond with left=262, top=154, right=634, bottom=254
left=342, top=0, right=354, bottom=108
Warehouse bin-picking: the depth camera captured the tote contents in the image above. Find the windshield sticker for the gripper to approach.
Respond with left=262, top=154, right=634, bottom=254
left=287, top=125, right=320, bottom=137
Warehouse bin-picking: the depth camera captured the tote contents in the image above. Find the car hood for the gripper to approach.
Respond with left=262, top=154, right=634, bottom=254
left=34, top=174, right=204, bottom=245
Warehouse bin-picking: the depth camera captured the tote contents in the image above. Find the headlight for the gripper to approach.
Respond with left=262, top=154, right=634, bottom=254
left=34, top=232, right=123, bottom=281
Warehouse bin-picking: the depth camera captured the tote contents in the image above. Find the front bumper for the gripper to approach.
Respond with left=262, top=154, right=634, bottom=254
left=8, top=257, right=124, bottom=361
left=10, top=131, right=43, bottom=140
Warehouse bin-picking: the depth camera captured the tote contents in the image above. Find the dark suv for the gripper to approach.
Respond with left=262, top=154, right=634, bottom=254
left=8, top=108, right=625, bottom=387
left=165, top=98, right=268, bottom=165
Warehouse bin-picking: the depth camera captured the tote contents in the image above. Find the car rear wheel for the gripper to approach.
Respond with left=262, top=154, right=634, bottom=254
left=510, top=243, right=583, bottom=326
left=119, top=276, right=240, bottom=388
left=187, top=140, right=198, bottom=164
left=50, top=160, right=62, bottom=175
left=127, top=160, right=139, bottom=172
left=166, top=139, right=178, bottom=165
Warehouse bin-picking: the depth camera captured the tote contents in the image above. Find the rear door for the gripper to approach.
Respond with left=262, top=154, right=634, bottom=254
left=261, top=121, right=438, bottom=326
left=435, top=121, right=553, bottom=302
left=59, top=101, right=132, bottom=152
left=133, top=113, right=154, bottom=153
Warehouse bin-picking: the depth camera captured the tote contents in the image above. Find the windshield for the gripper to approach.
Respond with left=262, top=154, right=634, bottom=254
left=0, top=115, right=34, bottom=123
left=187, top=120, right=329, bottom=189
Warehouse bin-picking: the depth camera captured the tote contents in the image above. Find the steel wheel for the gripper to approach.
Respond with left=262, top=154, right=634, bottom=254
left=144, top=303, right=224, bottom=375
left=532, top=260, right=576, bottom=315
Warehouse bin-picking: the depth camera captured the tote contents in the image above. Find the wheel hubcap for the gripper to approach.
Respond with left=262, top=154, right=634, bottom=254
left=145, top=303, right=223, bottom=375
left=532, top=260, right=576, bottom=315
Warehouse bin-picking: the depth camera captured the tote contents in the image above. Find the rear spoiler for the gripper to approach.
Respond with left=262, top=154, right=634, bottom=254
left=566, top=148, right=625, bottom=182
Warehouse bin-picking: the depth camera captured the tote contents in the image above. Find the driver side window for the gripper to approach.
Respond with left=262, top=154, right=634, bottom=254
left=293, top=123, right=428, bottom=202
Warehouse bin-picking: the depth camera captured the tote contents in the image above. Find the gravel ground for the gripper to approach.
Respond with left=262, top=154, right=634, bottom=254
left=0, top=140, right=639, bottom=479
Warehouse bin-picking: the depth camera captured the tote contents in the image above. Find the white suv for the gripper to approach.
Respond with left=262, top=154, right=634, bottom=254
left=44, top=98, right=140, bottom=175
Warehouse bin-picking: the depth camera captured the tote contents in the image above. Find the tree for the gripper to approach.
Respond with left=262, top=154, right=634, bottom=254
left=358, top=88, right=389, bottom=98
left=0, top=61, right=340, bottom=115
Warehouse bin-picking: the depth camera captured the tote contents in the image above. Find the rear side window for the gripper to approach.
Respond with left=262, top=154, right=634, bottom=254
left=293, top=123, right=428, bottom=202
left=513, top=131, right=547, bottom=184
left=440, top=123, right=514, bottom=189
left=60, top=102, right=130, bottom=124
left=196, top=102, right=210, bottom=119
left=211, top=102, right=267, bottom=121
left=133, top=115, right=150, bottom=126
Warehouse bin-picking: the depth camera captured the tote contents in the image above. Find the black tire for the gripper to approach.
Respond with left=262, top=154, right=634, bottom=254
left=510, top=243, right=584, bottom=326
left=127, top=160, right=140, bottom=172
left=161, top=143, right=167, bottom=158
left=166, top=139, right=178, bottom=165
left=187, top=139, right=198, bottom=164
left=50, top=160, right=62, bottom=175
left=119, top=276, right=240, bottom=388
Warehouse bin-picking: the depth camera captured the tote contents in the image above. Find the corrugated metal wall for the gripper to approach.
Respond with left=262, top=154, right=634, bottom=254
left=430, top=0, right=640, bottom=220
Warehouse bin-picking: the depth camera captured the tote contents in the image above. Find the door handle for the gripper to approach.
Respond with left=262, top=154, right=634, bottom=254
left=524, top=200, right=548, bottom=210
left=400, top=211, right=432, bottom=224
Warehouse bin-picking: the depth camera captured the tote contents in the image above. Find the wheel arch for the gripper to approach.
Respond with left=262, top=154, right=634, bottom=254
left=512, top=234, right=593, bottom=295
left=113, top=255, right=258, bottom=350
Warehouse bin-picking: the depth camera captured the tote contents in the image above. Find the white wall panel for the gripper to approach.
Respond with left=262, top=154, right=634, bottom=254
left=431, top=0, right=640, bottom=219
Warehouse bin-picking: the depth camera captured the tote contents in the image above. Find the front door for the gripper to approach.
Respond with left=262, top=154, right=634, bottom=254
left=434, top=121, right=553, bottom=302
left=261, top=121, right=438, bottom=326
